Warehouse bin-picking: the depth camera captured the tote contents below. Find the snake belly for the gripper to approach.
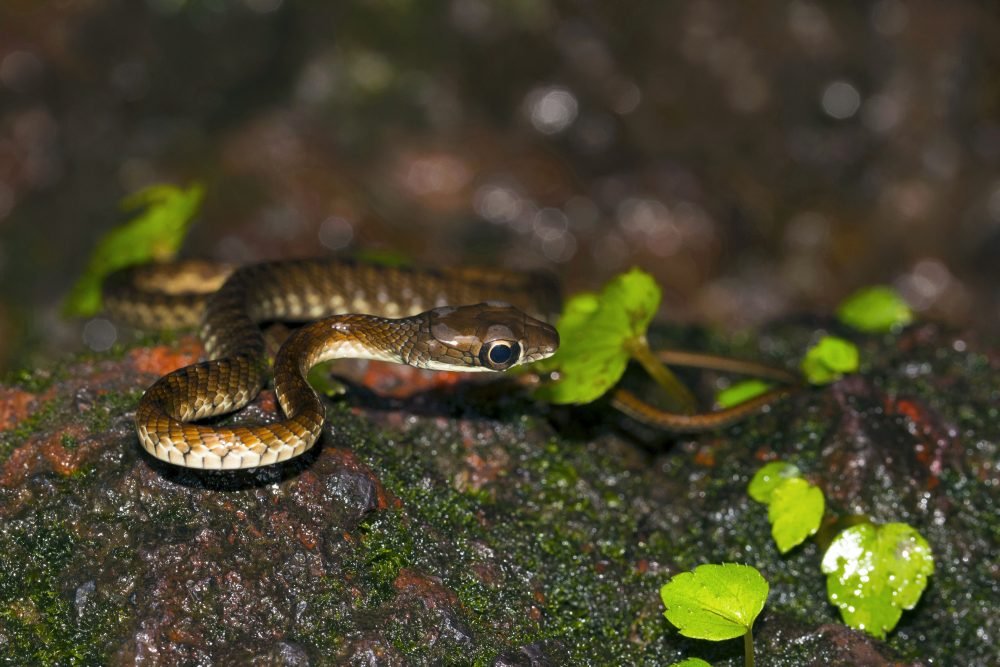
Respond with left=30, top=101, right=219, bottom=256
left=109, top=259, right=559, bottom=470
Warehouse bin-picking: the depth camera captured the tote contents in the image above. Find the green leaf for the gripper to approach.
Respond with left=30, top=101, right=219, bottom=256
left=668, top=659, right=713, bottom=667
left=716, top=379, right=772, bottom=410
left=768, top=478, right=824, bottom=553
left=837, top=285, right=913, bottom=333
left=821, top=522, right=935, bottom=639
left=354, top=248, right=412, bottom=268
left=535, top=268, right=660, bottom=404
left=63, top=183, right=204, bottom=317
left=748, top=461, right=801, bottom=504
left=660, top=563, right=769, bottom=641
left=800, top=336, right=859, bottom=385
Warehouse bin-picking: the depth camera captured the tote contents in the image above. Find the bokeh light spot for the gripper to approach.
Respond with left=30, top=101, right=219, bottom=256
left=822, top=80, right=862, bottom=120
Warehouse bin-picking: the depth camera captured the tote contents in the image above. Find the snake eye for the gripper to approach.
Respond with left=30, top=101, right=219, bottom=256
left=480, top=341, right=520, bottom=370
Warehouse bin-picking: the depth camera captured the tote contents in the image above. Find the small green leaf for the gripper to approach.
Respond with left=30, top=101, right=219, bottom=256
left=668, top=659, right=713, bottom=667
left=768, top=478, right=824, bottom=553
left=536, top=268, right=660, bottom=404
left=306, top=366, right=347, bottom=398
left=800, top=336, right=859, bottom=385
left=63, top=183, right=204, bottom=317
left=354, top=248, right=411, bottom=267
left=716, top=379, right=772, bottom=410
left=660, top=563, right=769, bottom=641
left=748, top=461, right=801, bottom=504
left=837, top=286, right=913, bottom=333
left=821, top=522, right=934, bottom=639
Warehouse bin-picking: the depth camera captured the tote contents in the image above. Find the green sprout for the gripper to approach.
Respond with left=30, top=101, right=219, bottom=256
left=63, top=183, right=204, bottom=317
left=836, top=285, right=913, bottom=333
left=767, top=478, right=825, bottom=554
left=748, top=463, right=824, bottom=554
left=821, top=523, right=934, bottom=639
left=747, top=461, right=802, bottom=503
left=749, top=461, right=935, bottom=639
left=669, top=659, right=713, bottom=667
left=800, top=336, right=859, bottom=385
left=660, top=563, right=769, bottom=667
left=715, top=379, right=773, bottom=410
left=534, top=268, right=696, bottom=412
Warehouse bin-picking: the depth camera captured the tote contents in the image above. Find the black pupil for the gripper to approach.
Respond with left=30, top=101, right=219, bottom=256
left=488, top=343, right=513, bottom=365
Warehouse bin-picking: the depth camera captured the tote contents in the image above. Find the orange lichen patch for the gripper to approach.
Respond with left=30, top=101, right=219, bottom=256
left=885, top=395, right=951, bottom=489
left=0, top=387, right=36, bottom=431
left=42, top=433, right=95, bottom=476
left=128, top=336, right=203, bottom=376
left=165, top=626, right=203, bottom=646
left=255, top=389, right=277, bottom=414
left=693, top=445, right=716, bottom=467
left=0, top=423, right=96, bottom=487
left=469, top=561, right=501, bottom=587
left=753, top=447, right=777, bottom=462
left=454, top=448, right=511, bottom=494
left=297, top=525, right=319, bottom=550
left=359, top=362, right=466, bottom=399
left=392, top=568, right=459, bottom=608
left=888, top=396, right=928, bottom=425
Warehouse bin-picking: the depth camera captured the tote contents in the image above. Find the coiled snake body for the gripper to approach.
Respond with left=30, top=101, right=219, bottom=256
left=106, top=259, right=560, bottom=470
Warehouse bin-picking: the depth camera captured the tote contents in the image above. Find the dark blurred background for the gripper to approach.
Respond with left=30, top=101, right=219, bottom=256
left=2, top=1, right=999, bottom=373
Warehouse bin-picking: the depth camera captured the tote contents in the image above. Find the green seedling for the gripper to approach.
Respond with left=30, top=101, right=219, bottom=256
left=837, top=285, right=913, bottom=333
left=749, top=461, right=935, bottom=638
left=63, top=183, right=204, bottom=317
left=821, top=522, right=934, bottom=639
left=715, top=379, right=773, bottom=410
left=534, top=268, right=696, bottom=412
left=660, top=563, right=769, bottom=667
left=749, top=463, right=824, bottom=554
left=800, top=336, right=859, bottom=385
left=767, top=478, right=825, bottom=554
left=669, top=658, right=713, bottom=667
left=747, top=461, right=801, bottom=503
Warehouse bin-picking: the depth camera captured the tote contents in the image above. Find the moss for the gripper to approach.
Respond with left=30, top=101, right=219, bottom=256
left=0, top=399, right=61, bottom=462
left=81, top=388, right=144, bottom=434
left=2, top=367, right=61, bottom=394
left=332, top=404, right=681, bottom=663
left=356, top=511, right=416, bottom=606
left=0, top=519, right=128, bottom=665
left=1, top=322, right=993, bottom=664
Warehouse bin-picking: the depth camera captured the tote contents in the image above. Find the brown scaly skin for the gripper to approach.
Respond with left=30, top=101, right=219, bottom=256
left=107, top=260, right=559, bottom=470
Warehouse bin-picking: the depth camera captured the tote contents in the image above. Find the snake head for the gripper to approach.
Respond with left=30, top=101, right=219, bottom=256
left=423, top=301, right=559, bottom=372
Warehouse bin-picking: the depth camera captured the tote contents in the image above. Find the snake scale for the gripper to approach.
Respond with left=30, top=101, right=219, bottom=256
left=105, top=259, right=560, bottom=469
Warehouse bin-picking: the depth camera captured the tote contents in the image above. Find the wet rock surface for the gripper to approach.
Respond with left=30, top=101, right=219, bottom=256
left=0, top=321, right=996, bottom=665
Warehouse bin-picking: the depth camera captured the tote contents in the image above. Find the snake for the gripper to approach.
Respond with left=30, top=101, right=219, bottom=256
left=105, top=259, right=560, bottom=469
left=105, top=258, right=797, bottom=470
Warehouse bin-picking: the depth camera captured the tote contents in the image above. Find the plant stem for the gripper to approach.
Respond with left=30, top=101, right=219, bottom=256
left=623, top=336, right=698, bottom=414
left=745, top=629, right=754, bottom=667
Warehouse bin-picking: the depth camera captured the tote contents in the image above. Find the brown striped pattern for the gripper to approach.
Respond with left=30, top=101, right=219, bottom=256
left=107, top=260, right=559, bottom=469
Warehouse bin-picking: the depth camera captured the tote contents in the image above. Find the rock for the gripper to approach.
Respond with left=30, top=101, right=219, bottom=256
left=0, top=323, right=995, bottom=664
